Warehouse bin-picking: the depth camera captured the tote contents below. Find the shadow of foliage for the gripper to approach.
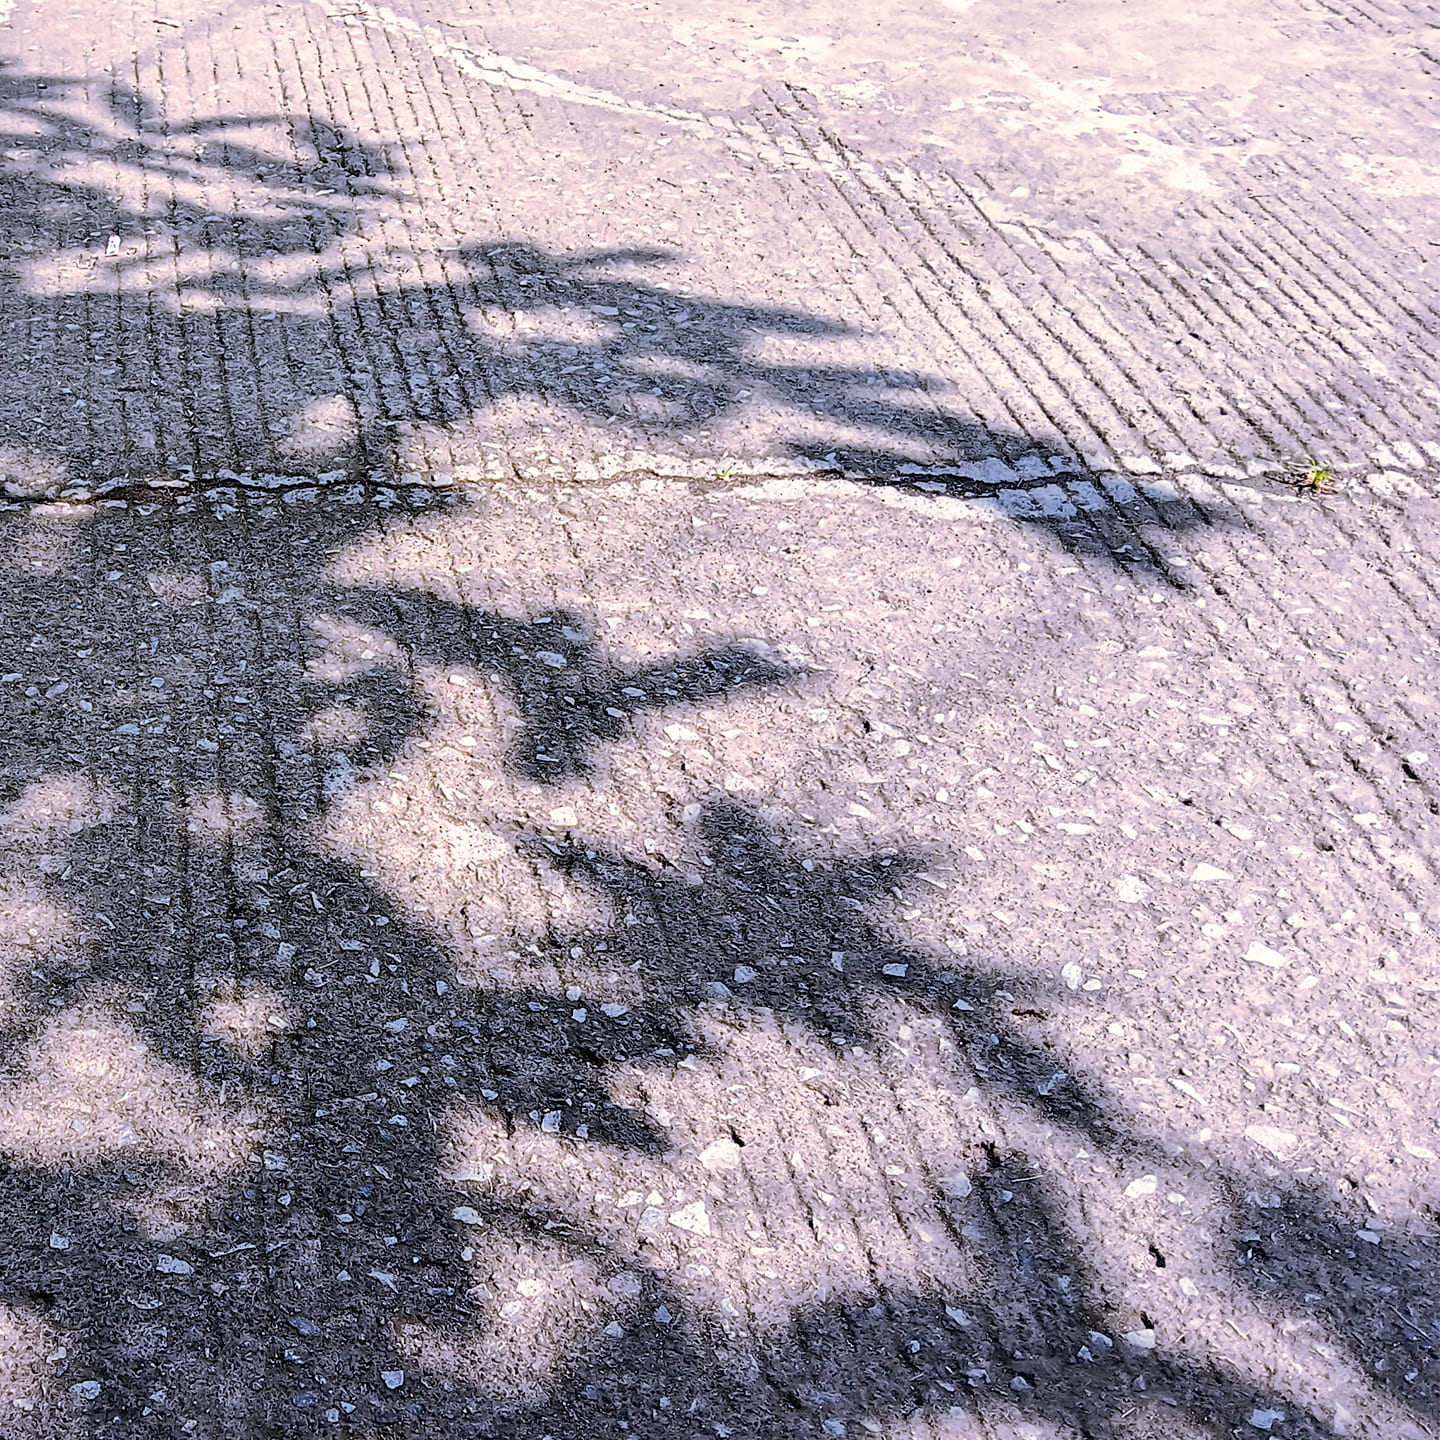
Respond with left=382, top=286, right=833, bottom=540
left=0, top=70, right=1231, bottom=585
left=0, top=74, right=1413, bottom=1440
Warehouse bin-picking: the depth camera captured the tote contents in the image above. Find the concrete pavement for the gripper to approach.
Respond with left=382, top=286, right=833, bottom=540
left=0, top=0, right=1435, bottom=1436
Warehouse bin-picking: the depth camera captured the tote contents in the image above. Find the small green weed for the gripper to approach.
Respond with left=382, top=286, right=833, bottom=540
left=1287, top=452, right=1339, bottom=494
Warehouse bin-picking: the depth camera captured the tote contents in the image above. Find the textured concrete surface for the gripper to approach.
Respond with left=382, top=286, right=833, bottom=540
left=0, top=0, right=1436, bottom=1437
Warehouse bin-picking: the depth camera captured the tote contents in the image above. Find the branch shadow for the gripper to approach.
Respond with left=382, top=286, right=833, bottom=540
left=0, top=73, right=1413, bottom=1440
left=323, top=590, right=794, bottom=782
left=0, top=70, right=1229, bottom=588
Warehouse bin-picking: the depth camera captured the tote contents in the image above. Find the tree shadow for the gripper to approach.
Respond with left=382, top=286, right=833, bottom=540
left=1222, top=1175, right=1440, bottom=1428
left=0, top=73, right=1413, bottom=1440
left=324, top=590, right=794, bottom=782
left=0, top=480, right=1424, bottom=1440
left=505, top=1158, right=1357, bottom=1440
left=531, top=802, right=1129, bottom=1154
left=0, top=70, right=1229, bottom=587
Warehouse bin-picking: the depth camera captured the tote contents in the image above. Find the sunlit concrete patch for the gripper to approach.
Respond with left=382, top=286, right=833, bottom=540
left=313, top=674, right=615, bottom=950
left=930, top=1411, right=1089, bottom=1440
left=302, top=700, right=374, bottom=748
left=0, top=1004, right=257, bottom=1176
left=0, top=775, right=121, bottom=845
left=393, top=424, right=466, bottom=476
left=442, top=1005, right=986, bottom=1332
left=0, top=877, right=75, bottom=948
left=399, top=1237, right=609, bottom=1408
left=0, top=1303, right=57, bottom=1419
left=183, top=790, right=265, bottom=847
left=304, top=615, right=405, bottom=686
left=144, top=570, right=208, bottom=607
left=200, top=984, right=293, bottom=1062
left=276, top=394, right=360, bottom=468
left=308, top=639, right=823, bottom=974
left=448, top=392, right=619, bottom=465
left=621, top=392, right=692, bottom=425
left=466, top=305, right=613, bottom=347
left=0, top=443, right=72, bottom=505
left=0, top=778, right=123, bottom=1021
left=0, top=876, right=81, bottom=1018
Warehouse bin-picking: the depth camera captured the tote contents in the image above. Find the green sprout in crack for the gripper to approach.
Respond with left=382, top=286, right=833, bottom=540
left=1287, top=452, right=1339, bottom=494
